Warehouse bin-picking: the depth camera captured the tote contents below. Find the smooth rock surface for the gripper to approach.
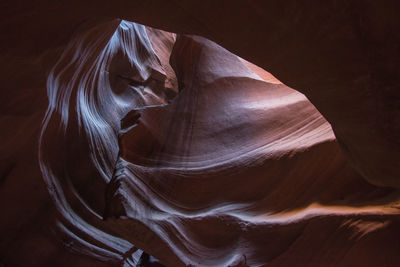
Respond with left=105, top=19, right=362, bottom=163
left=1, top=2, right=400, bottom=266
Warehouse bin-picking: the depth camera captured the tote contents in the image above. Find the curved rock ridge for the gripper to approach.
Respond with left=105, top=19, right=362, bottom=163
left=105, top=35, right=400, bottom=266
left=39, top=19, right=175, bottom=265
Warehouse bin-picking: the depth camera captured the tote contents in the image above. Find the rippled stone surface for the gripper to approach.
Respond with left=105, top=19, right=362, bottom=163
left=1, top=2, right=400, bottom=266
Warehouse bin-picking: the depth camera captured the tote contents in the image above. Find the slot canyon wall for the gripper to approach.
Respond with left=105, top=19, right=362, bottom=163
left=1, top=1, right=399, bottom=266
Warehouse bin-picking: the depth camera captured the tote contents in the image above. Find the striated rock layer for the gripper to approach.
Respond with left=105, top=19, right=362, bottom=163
left=1, top=2, right=400, bottom=267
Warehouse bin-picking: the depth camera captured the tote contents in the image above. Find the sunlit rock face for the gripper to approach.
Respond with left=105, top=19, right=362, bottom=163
left=1, top=3, right=400, bottom=267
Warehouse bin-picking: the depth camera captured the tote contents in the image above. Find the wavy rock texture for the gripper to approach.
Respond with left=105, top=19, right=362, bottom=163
left=39, top=20, right=177, bottom=266
left=1, top=2, right=400, bottom=267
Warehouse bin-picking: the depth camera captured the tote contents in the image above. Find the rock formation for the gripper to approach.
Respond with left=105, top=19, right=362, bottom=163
left=1, top=1, right=399, bottom=266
